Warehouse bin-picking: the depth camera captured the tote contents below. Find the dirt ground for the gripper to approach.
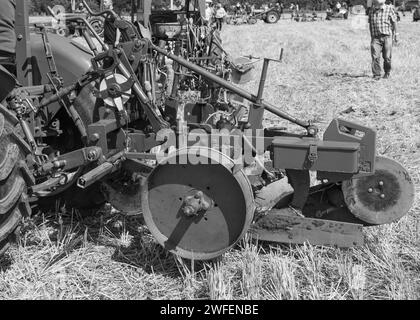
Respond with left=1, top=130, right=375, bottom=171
left=0, top=16, right=419, bottom=300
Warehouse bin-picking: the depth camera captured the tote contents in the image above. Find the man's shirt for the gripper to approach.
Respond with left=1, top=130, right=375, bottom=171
left=368, top=4, right=397, bottom=38
left=205, top=7, right=213, bottom=21
left=215, top=8, right=226, bottom=19
left=0, top=0, right=16, bottom=54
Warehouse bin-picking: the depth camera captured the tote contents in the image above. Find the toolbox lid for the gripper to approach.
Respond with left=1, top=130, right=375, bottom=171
left=272, top=137, right=360, bottom=151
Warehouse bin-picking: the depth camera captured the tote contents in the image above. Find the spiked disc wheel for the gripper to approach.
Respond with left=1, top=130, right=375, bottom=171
left=342, top=156, right=415, bottom=225
left=141, top=147, right=254, bottom=260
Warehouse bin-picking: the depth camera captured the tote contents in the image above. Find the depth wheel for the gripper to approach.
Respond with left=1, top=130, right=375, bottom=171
left=342, top=156, right=415, bottom=225
left=0, top=104, right=33, bottom=255
left=141, top=147, right=254, bottom=260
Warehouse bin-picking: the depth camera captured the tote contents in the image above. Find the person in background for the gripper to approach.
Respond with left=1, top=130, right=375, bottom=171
left=0, top=0, right=16, bottom=74
left=215, top=3, right=227, bottom=31
left=366, top=0, right=373, bottom=15
left=277, top=1, right=284, bottom=17
left=414, top=5, right=420, bottom=22
left=235, top=2, right=242, bottom=14
left=103, top=0, right=117, bottom=46
left=204, top=0, right=214, bottom=26
left=245, top=2, right=252, bottom=15
left=335, top=1, right=341, bottom=12
left=368, top=0, right=398, bottom=79
left=290, top=2, right=296, bottom=19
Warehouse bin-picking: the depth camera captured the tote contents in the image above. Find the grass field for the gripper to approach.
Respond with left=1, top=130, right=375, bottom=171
left=0, top=16, right=419, bottom=300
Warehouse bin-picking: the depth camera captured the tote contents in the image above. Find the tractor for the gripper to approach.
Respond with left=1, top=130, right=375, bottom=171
left=0, top=0, right=415, bottom=260
left=249, top=6, right=281, bottom=24
left=326, top=7, right=349, bottom=20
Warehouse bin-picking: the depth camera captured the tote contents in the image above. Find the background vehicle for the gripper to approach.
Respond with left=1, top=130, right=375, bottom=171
left=326, top=8, right=349, bottom=20
left=250, top=6, right=281, bottom=23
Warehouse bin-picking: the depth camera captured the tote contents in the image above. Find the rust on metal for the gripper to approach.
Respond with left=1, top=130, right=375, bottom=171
left=251, top=209, right=364, bottom=248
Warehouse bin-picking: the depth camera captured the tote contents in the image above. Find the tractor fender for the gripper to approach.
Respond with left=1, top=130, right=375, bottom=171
left=0, top=65, right=16, bottom=102
left=30, top=33, right=97, bottom=124
left=30, top=33, right=93, bottom=86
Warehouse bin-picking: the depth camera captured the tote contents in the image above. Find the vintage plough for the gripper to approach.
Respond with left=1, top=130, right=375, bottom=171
left=0, top=0, right=414, bottom=259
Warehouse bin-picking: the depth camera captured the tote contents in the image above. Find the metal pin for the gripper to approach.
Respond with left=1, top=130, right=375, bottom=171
left=368, top=188, right=373, bottom=193
left=380, top=194, right=385, bottom=199
left=379, top=181, right=384, bottom=186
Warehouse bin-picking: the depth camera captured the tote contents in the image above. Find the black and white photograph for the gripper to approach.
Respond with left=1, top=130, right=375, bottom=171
left=0, top=0, right=418, bottom=305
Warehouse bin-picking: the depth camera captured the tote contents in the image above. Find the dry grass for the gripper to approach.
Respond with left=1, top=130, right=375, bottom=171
left=1, top=16, right=419, bottom=300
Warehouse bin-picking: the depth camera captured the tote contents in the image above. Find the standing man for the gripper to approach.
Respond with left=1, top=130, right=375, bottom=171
left=368, top=0, right=398, bottom=79
left=204, top=0, right=214, bottom=26
left=215, top=3, right=227, bottom=31
left=0, top=0, right=16, bottom=74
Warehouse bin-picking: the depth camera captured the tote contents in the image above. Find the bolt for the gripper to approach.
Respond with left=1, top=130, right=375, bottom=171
left=91, top=133, right=100, bottom=142
left=53, top=160, right=62, bottom=168
left=308, top=128, right=316, bottom=135
left=378, top=180, right=384, bottom=186
left=87, top=150, right=98, bottom=161
left=183, top=206, right=196, bottom=217
left=368, top=188, right=373, bottom=193
left=17, top=34, right=23, bottom=41
left=194, top=191, right=203, bottom=199
left=380, top=194, right=385, bottom=199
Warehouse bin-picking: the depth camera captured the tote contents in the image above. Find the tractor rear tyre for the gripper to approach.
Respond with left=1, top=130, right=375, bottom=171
left=0, top=104, right=33, bottom=256
left=265, top=12, right=279, bottom=23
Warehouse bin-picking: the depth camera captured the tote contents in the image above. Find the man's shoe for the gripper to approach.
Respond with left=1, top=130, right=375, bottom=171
left=383, top=73, right=390, bottom=79
left=373, top=75, right=381, bottom=80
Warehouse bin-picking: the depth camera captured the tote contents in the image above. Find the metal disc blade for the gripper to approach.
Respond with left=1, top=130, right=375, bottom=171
left=342, top=156, right=415, bottom=225
left=141, top=148, right=254, bottom=260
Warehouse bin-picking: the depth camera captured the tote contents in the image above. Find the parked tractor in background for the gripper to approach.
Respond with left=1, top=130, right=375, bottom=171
left=249, top=6, right=281, bottom=23
left=326, top=7, right=349, bottom=20
left=0, top=0, right=415, bottom=260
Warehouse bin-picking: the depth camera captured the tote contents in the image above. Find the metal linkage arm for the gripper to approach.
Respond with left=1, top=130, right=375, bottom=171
left=152, top=44, right=311, bottom=131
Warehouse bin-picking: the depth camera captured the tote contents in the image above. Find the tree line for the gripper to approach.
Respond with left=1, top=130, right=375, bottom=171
left=31, top=0, right=395, bottom=15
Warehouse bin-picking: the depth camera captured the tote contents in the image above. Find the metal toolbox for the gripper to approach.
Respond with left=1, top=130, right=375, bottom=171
left=271, top=137, right=360, bottom=173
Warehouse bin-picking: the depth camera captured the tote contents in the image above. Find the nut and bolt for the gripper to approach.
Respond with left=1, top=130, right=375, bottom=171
left=378, top=180, right=384, bottom=186
left=87, top=150, right=98, bottom=161
left=368, top=188, right=373, bottom=193
left=380, top=194, right=385, bottom=199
